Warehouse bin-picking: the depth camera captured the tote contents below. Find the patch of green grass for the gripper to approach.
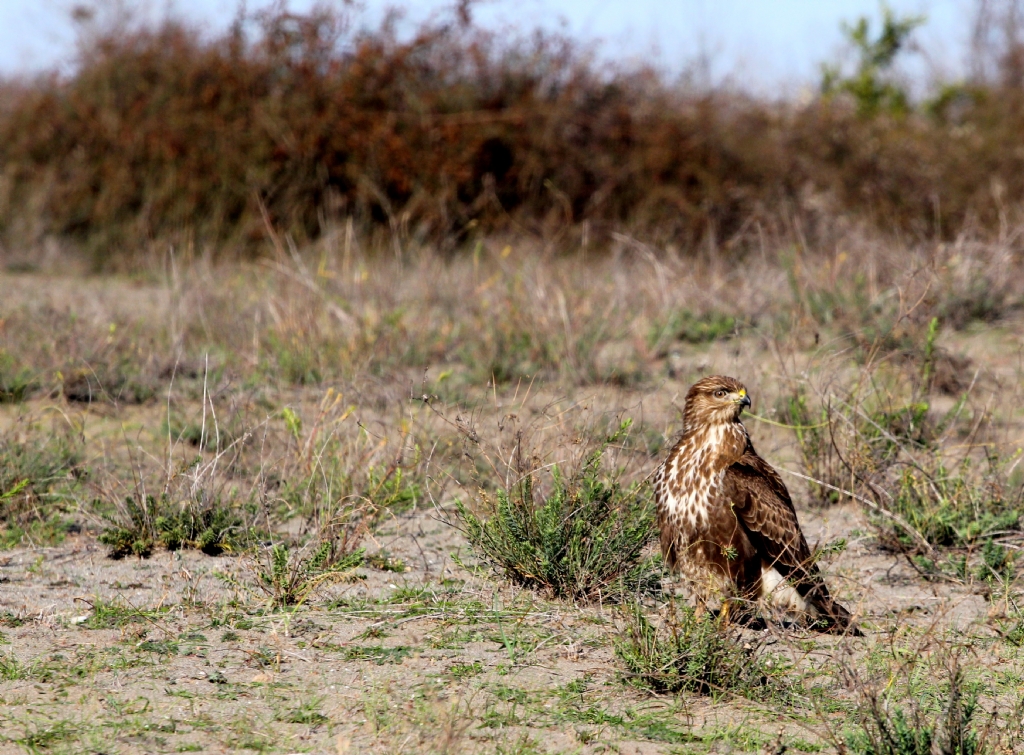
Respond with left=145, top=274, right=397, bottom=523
left=277, top=697, right=328, bottom=725
left=11, top=719, right=79, bottom=751
left=163, top=411, right=246, bottom=451
left=0, top=431, right=83, bottom=547
left=997, top=606, right=1024, bottom=648
left=615, top=601, right=790, bottom=700
left=0, top=351, right=38, bottom=402
left=448, top=660, right=484, bottom=680
left=0, top=612, right=25, bottom=627
left=264, top=331, right=330, bottom=386
left=650, top=309, right=742, bottom=349
left=366, top=551, right=408, bottom=573
left=80, top=598, right=170, bottom=630
left=366, top=465, right=421, bottom=517
left=0, top=651, right=25, bottom=680
left=455, top=420, right=661, bottom=602
left=138, top=639, right=178, bottom=655
left=61, top=360, right=156, bottom=405
left=494, top=733, right=543, bottom=754
left=468, top=320, right=557, bottom=385
left=343, top=645, right=413, bottom=665
left=0, top=516, right=78, bottom=550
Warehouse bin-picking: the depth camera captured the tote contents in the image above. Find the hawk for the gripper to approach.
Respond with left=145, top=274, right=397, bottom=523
left=654, top=375, right=857, bottom=633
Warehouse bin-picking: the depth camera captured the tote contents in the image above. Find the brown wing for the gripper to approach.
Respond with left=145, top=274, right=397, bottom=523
left=723, top=452, right=814, bottom=579
left=723, top=450, right=859, bottom=634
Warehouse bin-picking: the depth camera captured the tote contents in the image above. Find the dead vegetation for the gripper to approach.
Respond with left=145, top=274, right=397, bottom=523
left=5, top=3, right=1024, bottom=267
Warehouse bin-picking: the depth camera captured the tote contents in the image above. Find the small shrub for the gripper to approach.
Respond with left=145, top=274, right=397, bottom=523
left=937, top=276, right=1017, bottom=331
left=277, top=698, right=328, bottom=725
left=163, top=411, right=246, bottom=451
left=777, top=391, right=847, bottom=507
left=269, top=391, right=425, bottom=535
left=778, top=362, right=963, bottom=509
left=61, top=362, right=156, bottom=405
left=0, top=434, right=81, bottom=509
left=255, top=539, right=364, bottom=607
left=614, top=601, right=786, bottom=700
left=1001, top=607, right=1024, bottom=647
left=454, top=421, right=660, bottom=602
left=365, top=465, right=421, bottom=518
left=468, top=320, right=557, bottom=385
left=820, top=6, right=923, bottom=117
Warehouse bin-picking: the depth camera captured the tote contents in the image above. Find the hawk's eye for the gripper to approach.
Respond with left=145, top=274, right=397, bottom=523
left=714, top=389, right=727, bottom=398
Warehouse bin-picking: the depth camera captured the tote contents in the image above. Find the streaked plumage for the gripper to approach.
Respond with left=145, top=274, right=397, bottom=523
left=654, top=375, right=857, bottom=634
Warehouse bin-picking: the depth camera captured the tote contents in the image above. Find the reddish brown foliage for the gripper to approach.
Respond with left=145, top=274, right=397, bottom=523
left=2, top=7, right=1024, bottom=266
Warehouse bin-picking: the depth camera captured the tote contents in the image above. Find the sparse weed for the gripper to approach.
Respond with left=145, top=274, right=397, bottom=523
left=843, top=661, right=984, bottom=755
left=614, top=601, right=788, bottom=700
left=878, top=452, right=1023, bottom=554
left=254, top=539, right=363, bottom=607
left=0, top=428, right=83, bottom=547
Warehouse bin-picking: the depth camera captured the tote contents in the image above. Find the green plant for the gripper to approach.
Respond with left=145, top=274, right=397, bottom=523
left=1001, top=607, right=1024, bottom=647
left=650, top=310, right=740, bottom=351
left=60, top=357, right=157, bottom=405
left=777, top=370, right=963, bottom=510
left=79, top=598, right=169, bottom=629
left=343, top=645, right=412, bottom=665
left=614, top=601, right=786, bottom=700
left=277, top=698, right=328, bottom=725
left=0, top=431, right=83, bottom=547
left=845, top=664, right=981, bottom=755
left=778, top=390, right=846, bottom=506
left=98, top=493, right=248, bottom=558
left=878, top=453, right=1023, bottom=553
left=455, top=421, right=660, bottom=602
left=255, top=540, right=364, bottom=607
left=821, top=6, right=924, bottom=117
left=0, top=351, right=37, bottom=403
left=365, top=465, right=421, bottom=517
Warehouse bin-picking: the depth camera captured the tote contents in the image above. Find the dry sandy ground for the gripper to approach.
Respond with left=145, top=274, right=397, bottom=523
left=0, top=453, right=1012, bottom=754
left=1, top=273, right=1023, bottom=754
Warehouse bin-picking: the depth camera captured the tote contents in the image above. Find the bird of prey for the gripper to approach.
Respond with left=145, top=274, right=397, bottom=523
left=653, top=375, right=857, bottom=633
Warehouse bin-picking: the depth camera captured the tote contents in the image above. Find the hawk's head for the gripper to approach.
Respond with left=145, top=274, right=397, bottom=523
left=683, top=375, right=751, bottom=428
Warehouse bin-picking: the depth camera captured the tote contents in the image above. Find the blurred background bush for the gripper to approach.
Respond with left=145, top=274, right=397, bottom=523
left=2, top=1, right=1024, bottom=268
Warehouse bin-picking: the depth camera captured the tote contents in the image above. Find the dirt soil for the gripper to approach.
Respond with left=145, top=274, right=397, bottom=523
left=1, top=272, right=1024, bottom=754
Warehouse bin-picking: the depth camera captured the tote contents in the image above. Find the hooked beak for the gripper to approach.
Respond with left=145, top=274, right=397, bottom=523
left=736, top=390, right=751, bottom=409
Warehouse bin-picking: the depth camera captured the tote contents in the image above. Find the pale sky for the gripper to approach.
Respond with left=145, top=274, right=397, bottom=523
left=0, top=0, right=973, bottom=92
